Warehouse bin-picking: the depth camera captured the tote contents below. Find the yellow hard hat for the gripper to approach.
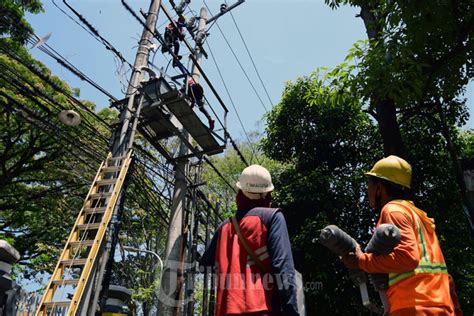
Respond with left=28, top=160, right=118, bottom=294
left=365, top=155, right=412, bottom=188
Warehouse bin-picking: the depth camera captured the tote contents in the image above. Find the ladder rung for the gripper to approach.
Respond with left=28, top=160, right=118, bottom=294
left=52, top=279, right=79, bottom=286
left=61, top=258, right=87, bottom=266
left=76, top=223, right=101, bottom=230
left=43, top=301, right=71, bottom=308
left=102, top=166, right=121, bottom=173
left=96, top=179, right=117, bottom=186
left=109, top=155, right=127, bottom=161
left=69, top=240, right=94, bottom=247
left=83, top=207, right=107, bottom=215
left=89, top=192, right=112, bottom=200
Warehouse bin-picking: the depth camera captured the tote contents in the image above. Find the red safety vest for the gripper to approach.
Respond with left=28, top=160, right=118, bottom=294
left=214, top=209, right=277, bottom=316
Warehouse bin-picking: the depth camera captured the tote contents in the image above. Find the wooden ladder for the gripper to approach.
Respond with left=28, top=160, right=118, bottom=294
left=36, top=151, right=132, bottom=315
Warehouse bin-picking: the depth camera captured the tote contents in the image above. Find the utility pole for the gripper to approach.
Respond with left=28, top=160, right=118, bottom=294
left=82, top=1, right=162, bottom=314
left=158, top=7, right=207, bottom=316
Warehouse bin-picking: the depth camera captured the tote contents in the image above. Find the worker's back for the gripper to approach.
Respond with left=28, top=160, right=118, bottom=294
left=215, top=207, right=278, bottom=315
left=379, top=200, right=454, bottom=314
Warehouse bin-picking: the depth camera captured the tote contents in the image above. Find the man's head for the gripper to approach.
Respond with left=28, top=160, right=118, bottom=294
left=236, top=164, right=274, bottom=200
left=365, top=155, right=413, bottom=209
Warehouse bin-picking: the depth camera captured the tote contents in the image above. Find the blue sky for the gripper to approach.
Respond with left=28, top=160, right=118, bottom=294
left=27, top=0, right=474, bottom=143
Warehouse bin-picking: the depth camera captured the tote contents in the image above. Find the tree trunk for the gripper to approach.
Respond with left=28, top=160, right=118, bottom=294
left=359, top=4, right=406, bottom=158
left=375, top=98, right=406, bottom=157
left=436, top=100, right=474, bottom=231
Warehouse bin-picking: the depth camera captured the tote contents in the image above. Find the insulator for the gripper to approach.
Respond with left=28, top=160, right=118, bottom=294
left=319, top=225, right=358, bottom=256
left=220, top=3, right=228, bottom=13
left=365, top=224, right=401, bottom=255
left=187, top=17, right=196, bottom=29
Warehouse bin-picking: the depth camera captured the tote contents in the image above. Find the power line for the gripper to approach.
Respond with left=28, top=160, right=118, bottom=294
left=0, top=89, right=106, bottom=165
left=0, top=45, right=112, bottom=130
left=226, top=3, right=274, bottom=108
left=203, top=0, right=268, bottom=113
left=0, top=59, right=110, bottom=145
left=51, top=0, right=107, bottom=47
left=205, top=40, right=257, bottom=165
left=28, top=37, right=118, bottom=102
left=61, top=0, right=133, bottom=68
left=203, top=157, right=236, bottom=194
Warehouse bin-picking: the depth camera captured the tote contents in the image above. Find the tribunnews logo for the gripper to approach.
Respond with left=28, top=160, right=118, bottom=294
left=158, top=260, right=323, bottom=306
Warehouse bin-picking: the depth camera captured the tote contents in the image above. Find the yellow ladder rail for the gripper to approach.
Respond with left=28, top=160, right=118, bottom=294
left=36, top=151, right=133, bottom=315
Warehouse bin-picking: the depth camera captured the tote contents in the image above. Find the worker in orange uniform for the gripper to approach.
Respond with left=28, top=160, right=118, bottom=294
left=342, top=155, right=462, bottom=315
left=200, top=165, right=300, bottom=316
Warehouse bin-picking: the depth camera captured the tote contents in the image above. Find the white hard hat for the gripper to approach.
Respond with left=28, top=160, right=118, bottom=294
left=236, top=165, right=274, bottom=196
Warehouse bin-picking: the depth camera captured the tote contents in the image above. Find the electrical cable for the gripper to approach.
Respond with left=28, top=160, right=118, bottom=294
left=61, top=0, right=133, bottom=68
left=0, top=45, right=112, bottom=129
left=0, top=90, right=106, bottom=165
left=204, top=40, right=257, bottom=164
left=203, top=0, right=268, bottom=113
left=0, top=58, right=109, bottom=157
left=0, top=57, right=111, bottom=144
left=226, top=1, right=274, bottom=108
left=31, top=38, right=118, bottom=101
left=202, top=157, right=236, bottom=194
left=52, top=0, right=105, bottom=46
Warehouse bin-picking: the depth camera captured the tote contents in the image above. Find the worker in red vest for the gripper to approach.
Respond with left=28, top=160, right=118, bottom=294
left=200, top=165, right=299, bottom=315
left=186, top=78, right=214, bottom=131
left=342, top=155, right=462, bottom=315
left=163, top=16, right=186, bottom=67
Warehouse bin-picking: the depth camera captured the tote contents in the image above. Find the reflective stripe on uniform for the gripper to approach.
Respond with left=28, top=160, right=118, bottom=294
left=388, top=209, right=447, bottom=286
left=247, top=246, right=269, bottom=267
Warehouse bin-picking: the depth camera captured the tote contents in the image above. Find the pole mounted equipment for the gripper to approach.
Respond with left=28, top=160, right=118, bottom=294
left=58, top=109, right=81, bottom=126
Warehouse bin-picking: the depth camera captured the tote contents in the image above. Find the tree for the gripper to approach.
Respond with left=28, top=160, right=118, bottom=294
left=263, top=61, right=474, bottom=313
left=325, top=0, right=474, bottom=157
left=263, top=69, right=381, bottom=314
left=325, top=0, right=474, bottom=228
left=0, top=36, right=117, bottom=278
left=0, top=0, right=43, bottom=44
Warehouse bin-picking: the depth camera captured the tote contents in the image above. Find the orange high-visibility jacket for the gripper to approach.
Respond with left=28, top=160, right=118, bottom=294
left=358, top=200, right=455, bottom=314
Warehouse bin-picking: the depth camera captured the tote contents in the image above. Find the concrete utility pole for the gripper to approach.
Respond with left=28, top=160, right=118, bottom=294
left=158, top=7, right=207, bottom=316
left=81, top=1, right=163, bottom=314
left=113, top=0, right=162, bottom=157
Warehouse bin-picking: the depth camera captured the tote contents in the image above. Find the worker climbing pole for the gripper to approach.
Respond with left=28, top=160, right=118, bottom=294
left=36, top=0, right=243, bottom=314
left=158, top=5, right=208, bottom=314
left=36, top=1, right=161, bottom=314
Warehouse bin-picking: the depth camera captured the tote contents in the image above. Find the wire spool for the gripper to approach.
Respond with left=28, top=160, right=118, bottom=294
left=58, top=110, right=81, bottom=126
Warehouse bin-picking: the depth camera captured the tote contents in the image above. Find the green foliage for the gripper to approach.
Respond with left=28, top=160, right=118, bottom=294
left=264, top=61, right=474, bottom=316
left=0, top=39, right=114, bottom=278
left=263, top=70, right=381, bottom=314
left=0, top=0, right=43, bottom=44
left=459, top=130, right=474, bottom=159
